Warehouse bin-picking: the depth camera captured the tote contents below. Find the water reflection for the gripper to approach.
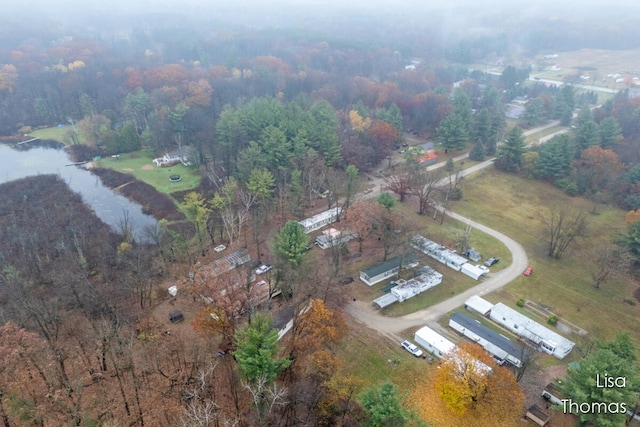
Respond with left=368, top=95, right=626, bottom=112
left=0, top=141, right=157, bottom=240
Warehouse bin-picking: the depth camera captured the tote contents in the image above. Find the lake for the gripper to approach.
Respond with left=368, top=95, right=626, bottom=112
left=0, top=141, right=158, bottom=240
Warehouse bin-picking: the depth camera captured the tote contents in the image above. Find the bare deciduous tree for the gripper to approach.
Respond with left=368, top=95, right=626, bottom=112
left=589, top=245, right=632, bottom=289
left=541, top=206, right=587, bottom=259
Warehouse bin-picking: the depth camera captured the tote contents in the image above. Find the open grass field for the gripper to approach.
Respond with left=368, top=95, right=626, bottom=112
left=533, top=48, right=640, bottom=89
left=340, top=318, right=430, bottom=391
left=95, top=150, right=201, bottom=200
left=449, top=167, right=640, bottom=343
left=30, top=125, right=87, bottom=145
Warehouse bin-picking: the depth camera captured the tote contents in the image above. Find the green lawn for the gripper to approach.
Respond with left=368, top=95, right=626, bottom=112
left=31, top=125, right=86, bottom=144
left=95, top=150, right=201, bottom=198
left=449, top=168, right=640, bottom=341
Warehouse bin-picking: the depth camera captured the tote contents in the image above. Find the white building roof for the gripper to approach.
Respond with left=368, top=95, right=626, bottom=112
left=415, top=326, right=455, bottom=356
left=298, top=207, right=341, bottom=233
left=490, top=303, right=574, bottom=358
left=391, top=269, right=442, bottom=302
left=465, top=295, right=494, bottom=316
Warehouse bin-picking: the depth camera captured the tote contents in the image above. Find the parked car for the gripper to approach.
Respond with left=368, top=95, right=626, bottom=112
left=363, top=188, right=374, bottom=194
left=484, top=257, right=500, bottom=267
left=477, top=265, right=489, bottom=275
left=213, top=244, right=226, bottom=252
left=339, top=276, right=354, bottom=285
left=401, top=340, right=423, bottom=357
left=255, top=264, right=273, bottom=275
left=523, top=267, right=533, bottom=276
left=303, top=244, right=313, bottom=251
left=255, top=280, right=267, bottom=287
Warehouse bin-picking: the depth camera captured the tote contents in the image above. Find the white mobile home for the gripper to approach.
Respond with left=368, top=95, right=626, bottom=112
left=460, top=263, right=485, bottom=280
left=449, top=312, right=526, bottom=367
left=414, top=326, right=455, bottom=358
left=373, top=267, right=443, bottom=308
left=489, top=303, right=575, bottom=359
left=391, top=268, right=442, bottom=302
left=299, top=207, right=342, bottom=234
left=411, top=235, right=467, bottom=271
left=359, top=253, right=418, bottom=286
left=315, top=227, right=356, bottom=249
left=464, top=295, right=494, bottom=316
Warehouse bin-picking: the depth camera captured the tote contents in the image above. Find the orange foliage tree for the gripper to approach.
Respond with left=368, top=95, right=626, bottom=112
left=626, top=209, right=640, bottom=224
left=573, top=146, right=624, bottom=194
left=409, top=342, right=524, bottom=427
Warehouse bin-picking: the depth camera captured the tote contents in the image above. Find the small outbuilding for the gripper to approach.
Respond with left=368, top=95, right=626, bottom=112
left=169, top=310, right=184, bottom=323
left=526, top=404, right=550, bottom=426
left=464, top=295, right=494, bottom=316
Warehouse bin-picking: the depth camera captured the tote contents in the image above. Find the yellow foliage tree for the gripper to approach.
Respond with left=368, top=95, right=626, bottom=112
left=409, top=342, right=524, bottom=427
left=349, top=109, right=372, bottom=132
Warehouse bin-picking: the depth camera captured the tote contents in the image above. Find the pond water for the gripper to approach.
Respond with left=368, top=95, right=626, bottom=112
left=0, top=141, right=157, bottom=240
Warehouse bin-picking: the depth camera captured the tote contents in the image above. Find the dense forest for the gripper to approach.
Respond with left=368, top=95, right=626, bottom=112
left=3, top=2, right=640, bottom=426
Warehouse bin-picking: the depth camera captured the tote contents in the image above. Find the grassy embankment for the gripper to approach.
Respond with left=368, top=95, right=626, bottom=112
left=30, top=125, right=87, bottom=144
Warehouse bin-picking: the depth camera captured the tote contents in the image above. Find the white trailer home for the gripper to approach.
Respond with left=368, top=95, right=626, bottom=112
left=414, top=326, right=455, bottom=358
left=489, top=303, right=575, bottom=359
left=411, top=235, right=467, bottom=271
left=298, top=207, right=341, bottom=234
left=315, top=227, right=356, bottom=249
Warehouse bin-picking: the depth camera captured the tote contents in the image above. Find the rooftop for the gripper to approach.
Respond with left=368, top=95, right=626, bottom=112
left=491, top=303, right=574, bottom=356
left=361, top=253, right=418, bottom=279
left=450, top=312, right=526, bottom=361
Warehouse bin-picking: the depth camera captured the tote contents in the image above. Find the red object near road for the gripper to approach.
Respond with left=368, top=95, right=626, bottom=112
left=523, top=267, right=533, bottom=276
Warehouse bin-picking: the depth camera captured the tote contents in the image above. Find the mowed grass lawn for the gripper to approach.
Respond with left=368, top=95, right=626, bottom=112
left=30, top=125, right=86, bottom=144
left=95, top=150, right=201, bottom=198
left=449, top=168, right=640, bottom=341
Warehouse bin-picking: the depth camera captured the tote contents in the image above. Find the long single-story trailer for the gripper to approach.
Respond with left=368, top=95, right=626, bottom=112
left=411, top=235, right=467, bottom=271
left=489, top=303, right=575, bottom=359
left=359, top=253, right=418, bottom=286
left=449, top=312, right=526, bottom=367
left=414, top=325, right=455, bottom=358
left=299, top=207, right=341, bottom=234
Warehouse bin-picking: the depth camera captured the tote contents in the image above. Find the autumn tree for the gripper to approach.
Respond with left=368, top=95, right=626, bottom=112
left=283, top=300, right=350, bottom=424
left=384, top=168, right=412, bottom=202
left=412, top=342, right=524, bottom=427
left=573, top=146, right=623, bottom=196
left=408, top=167, right=442, bottom=216
left=344, top=200, right=387, bottom=253
left=541, top=205, right=587, bottom=259
left=191, top=307, right=236, bottom=351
